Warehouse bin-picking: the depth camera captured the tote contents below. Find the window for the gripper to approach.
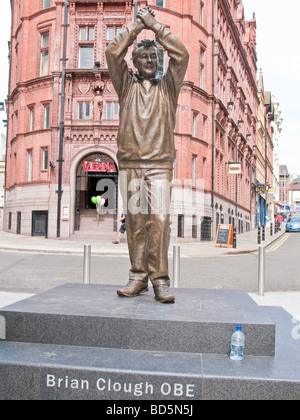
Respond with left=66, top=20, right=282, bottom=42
left=43, top=0, right=51, bottom=8
left=28, top=151, right=33, bottom=182
left=157, top=49, right=165, bottom=76
left=202, top=115, right=208, bottom=141
left=44, top=105, right=50, bottom=129
left=192, top=113, right=198, bottom=137
left=200, top=1, right=204, bottom=26
left=78, top=25, right=95, bottom=68
left=106, top=102, right=119, bottom=120
left=40, top=32, right=49, bottom=76
left=178, top=215, right=184, bottom=238
left=30, top=108, right=34, bottom=131
left=192, top=215, right=197, bottom=239
left=200, top=47, right=205, bottom=89
left=79, top=46, right=94, bottom=69
left=78, top=102, right=91, bottom=120
left=156, top=0, right=166, bottom=7
left=42, top=149, right=48, bottom=170
left=107, top=26, right=123, bottom=41
left=105, top=26, right=122, bottom=66
left=107, top=27, right=114, bottom=41
left=79, top=26, right=94, bottom=41
left=16, top=212, right=21, bottom=235
left=192, top=155, right=197, bottom=187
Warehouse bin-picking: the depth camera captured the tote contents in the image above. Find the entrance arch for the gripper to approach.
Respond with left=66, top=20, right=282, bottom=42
left=74, top=152, right=118, bottom=232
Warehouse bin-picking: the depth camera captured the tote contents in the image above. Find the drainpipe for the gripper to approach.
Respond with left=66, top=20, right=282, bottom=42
left=134, top=0, right=138, bottom=21
left=211, top=0, right=215, bottom=238
left=56, top=0, right=68, bottom=238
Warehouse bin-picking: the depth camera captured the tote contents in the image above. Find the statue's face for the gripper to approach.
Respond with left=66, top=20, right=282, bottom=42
left=133, top=46, right=159, bottom=79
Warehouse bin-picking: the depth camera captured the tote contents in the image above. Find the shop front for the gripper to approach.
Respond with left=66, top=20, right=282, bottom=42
left=74, top=152, right=119, bottom=234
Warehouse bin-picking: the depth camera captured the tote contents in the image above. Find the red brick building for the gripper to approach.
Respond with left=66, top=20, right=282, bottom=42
left=4, top=0, right=257, bottom=241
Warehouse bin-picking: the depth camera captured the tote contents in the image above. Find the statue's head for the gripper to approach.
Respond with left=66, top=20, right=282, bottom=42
left=132, top=39, right=159, bottom=79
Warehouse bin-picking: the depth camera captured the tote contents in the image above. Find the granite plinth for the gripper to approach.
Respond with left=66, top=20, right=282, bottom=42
left=0, top=283, right=275, bottom=356
left=1, top=284, right=299, bottom=400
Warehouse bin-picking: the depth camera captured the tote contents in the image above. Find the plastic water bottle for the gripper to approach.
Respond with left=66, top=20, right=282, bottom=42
left=230, top=324, right=245, bottom=361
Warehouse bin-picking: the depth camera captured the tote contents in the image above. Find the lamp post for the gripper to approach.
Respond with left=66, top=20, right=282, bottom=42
left=56, top=0, right=69, bottom=238
left=264, top=113, right=268, bottom=227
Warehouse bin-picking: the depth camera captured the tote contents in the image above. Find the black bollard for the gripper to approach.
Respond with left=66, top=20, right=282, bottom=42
left=233, top=227, right=237, bottom=249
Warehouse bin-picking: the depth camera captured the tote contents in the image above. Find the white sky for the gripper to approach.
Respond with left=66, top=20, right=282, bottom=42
left=0, top=1, right=299, bottom=175
left=243, top=0, right=300, bottom=176
left=0, top=1, right=11, bottom=137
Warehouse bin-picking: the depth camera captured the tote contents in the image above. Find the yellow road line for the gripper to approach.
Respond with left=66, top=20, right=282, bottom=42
left=266, top=233, right=291, bottom=253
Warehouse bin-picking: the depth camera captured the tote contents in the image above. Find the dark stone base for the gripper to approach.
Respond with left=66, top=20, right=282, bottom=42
left=0, top=284, right=299, bottom=400
left=0, top=284, right=275, bottom=356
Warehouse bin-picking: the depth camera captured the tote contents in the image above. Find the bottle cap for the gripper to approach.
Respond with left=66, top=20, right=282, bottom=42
left=237, top=324, right=242, bottom=331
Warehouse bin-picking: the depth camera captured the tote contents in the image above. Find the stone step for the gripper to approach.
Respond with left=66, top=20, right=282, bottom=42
left=0, top=284, right=275, bottom=356
left=0, top=337, right=297, bottom=400
left=1, top=285, right=300, bottom=400
left=79, top=218, right=114, bottom=229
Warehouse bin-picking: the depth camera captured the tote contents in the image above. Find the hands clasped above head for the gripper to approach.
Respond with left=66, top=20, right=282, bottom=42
left=136, top=6, right=158, bottom=30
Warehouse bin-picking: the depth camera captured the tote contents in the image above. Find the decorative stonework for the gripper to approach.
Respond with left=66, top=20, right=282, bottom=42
left=78, top=80, right=91, bottom=94
left=65, top=129, right=117, bottom=145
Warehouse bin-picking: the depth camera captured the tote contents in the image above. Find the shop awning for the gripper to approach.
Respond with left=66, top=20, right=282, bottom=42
left=273, top=202, right=291, bottom=211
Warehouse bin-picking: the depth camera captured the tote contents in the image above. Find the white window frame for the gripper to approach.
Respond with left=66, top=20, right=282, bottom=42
left=44, top=105, right=50, bottom=129
left=79, top=45, right=94, bottom=69
left=30, top=108, right=34, bottom=132
left=78, top=102, right=91, bottom=120
left=79, top=26, right=94, bottom=41
left=106, top=26, right=123, bottom=42
left=42, top=149, right=48, bottom=171
left=43, top=0, right=51, bottom=9
left=105, top=102, right=119, bottom=120
left=28, top=151, right=33, bottom=182
left=200, top=47, right=205, bottom=89
left=40, top=32, right=50, bottom=76
left=192, top=155, right=197, bottom=187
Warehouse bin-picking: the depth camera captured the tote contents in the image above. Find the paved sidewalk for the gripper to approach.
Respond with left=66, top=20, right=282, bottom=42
left=0, top=225, right=286, bottom=257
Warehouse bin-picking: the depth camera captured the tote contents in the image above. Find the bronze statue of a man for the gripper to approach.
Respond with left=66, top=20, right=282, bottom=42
left=106, top=6, right=189, bottom=303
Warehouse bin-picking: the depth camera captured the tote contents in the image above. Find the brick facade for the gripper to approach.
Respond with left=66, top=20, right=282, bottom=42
left=4, top=0, right=259, bottom=240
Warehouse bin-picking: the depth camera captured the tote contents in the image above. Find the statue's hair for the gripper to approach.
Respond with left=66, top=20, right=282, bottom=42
left=132, top=39, right=158, bottom=61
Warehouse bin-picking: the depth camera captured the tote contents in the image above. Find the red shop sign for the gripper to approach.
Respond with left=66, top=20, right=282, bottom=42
left=82, top=161, right=117, bottom=173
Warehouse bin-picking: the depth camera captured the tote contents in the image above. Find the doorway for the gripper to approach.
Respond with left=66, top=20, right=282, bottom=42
left=32, top=211, right=48, bottom=237
left=75, top=153, right=118, bottom=232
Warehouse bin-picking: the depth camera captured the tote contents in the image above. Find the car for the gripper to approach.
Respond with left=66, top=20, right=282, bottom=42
left=286, top=215, right=300, bottom=232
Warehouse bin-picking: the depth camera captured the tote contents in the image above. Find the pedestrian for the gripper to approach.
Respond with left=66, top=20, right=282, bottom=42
left=106, top=6, right=189, bottom=303
left=277, top=213, right=283, bottom=230
left=113, top=208, right=126, bottom=244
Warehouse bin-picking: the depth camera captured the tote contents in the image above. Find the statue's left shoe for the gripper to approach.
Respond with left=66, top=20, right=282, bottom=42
left=152, top=279, right=175, bottom=304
